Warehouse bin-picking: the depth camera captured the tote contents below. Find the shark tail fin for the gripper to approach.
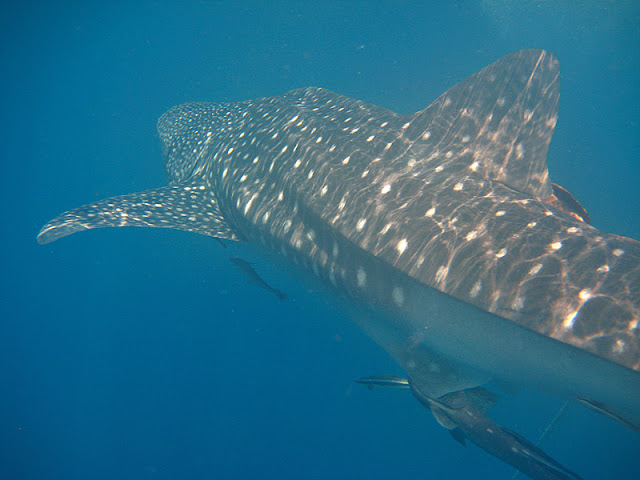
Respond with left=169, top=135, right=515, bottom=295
left=37, top=183, right=239, bottom=244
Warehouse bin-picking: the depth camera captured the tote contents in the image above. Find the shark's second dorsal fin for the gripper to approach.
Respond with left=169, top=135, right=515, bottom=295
left=37, top=183, right=239, bottom=244
left=404, top=49, right=559, bottom=199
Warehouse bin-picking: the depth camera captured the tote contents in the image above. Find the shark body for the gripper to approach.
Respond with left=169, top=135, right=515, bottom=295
left=38, top=50, right=640, bottom=477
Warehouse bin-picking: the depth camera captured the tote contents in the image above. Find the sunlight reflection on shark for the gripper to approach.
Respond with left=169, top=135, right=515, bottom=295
left=38, top=50, right=640, bottom=479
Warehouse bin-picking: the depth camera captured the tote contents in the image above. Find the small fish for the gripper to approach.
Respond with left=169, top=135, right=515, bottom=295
left=575, top=397, right=640, bottom=433
left=230, top=257, right=287, bottom=302
left=354, top=375, right=410, bottom=390
left=357, top=375, right=584, bottom=480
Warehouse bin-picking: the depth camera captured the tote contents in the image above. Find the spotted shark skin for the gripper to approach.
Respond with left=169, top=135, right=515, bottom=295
left=39, top=50, right=640, bottom=475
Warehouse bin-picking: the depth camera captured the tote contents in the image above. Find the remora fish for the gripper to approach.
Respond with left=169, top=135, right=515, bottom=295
left=230, top=256, right=287, bottom=301
left=356, top=376, right=583, bottom=480
left=38, top=50, right=640, bottom=477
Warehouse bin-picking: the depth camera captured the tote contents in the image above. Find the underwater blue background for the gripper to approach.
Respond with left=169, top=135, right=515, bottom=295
left=2, top=1, right=639, bottom=479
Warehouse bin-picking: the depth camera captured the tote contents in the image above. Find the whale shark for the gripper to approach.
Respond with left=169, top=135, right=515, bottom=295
left=38, top=49, right=640, bottom=478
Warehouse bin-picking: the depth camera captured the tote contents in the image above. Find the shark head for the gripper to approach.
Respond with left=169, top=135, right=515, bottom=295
left=157, top=102, right=227, bottom=183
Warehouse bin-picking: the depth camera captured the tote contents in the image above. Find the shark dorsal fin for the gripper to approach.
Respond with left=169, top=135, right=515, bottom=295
left=404, top=49, right=559, bottom=198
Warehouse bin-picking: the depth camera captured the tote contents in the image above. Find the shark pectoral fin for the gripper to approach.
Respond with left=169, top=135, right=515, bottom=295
left=436, top=387, right=498, bottom=412
left=448, top=428, right=467, bottom=447
left=37, top=183, right=239, bottom=244
left=464, top=387, right=499, bottom=412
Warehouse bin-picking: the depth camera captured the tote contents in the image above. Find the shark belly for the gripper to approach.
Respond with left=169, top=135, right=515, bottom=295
left=228, top=190, right=640, bottom=425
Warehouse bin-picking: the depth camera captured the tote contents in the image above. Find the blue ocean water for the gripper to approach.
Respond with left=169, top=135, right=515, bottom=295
left=1, top=1, right=639, bottom=479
